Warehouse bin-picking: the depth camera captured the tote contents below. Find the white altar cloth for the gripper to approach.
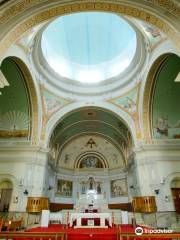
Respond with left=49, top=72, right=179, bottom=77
left=69, top=212, right=112, bottom=228
left=49, top=212, right=63, bottom=223
left=41, top=210, right=63, bottom=227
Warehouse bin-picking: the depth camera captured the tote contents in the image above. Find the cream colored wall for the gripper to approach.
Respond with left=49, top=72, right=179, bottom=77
left=0, top=146, right=48, bottom=212
left=134, top=145, right=180, bottom=211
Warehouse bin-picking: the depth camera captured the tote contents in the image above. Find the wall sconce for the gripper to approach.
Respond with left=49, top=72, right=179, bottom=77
left=130, top=185, right=134, bottom=189
left=165, top=195, right=170, bottom=202
left=23, top=189, right=28, bottom=195
left=48, top=186, right=53, bottom=191
left=154, top=189, right=160, bottom=194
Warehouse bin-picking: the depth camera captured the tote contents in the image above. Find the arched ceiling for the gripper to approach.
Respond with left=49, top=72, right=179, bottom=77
left=50, top=108, right=132, bottom=153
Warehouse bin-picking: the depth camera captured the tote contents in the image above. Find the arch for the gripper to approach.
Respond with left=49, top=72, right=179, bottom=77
left=143, top=53, right=180, bottom=142
left=0, top=174, right=18, bottom=212
left=45, top=101, right=137, bottom=147
left=170, top=178, right=180, bottom=188
left=75, top=151, right=108, bottom=169
left=143, top=54, right=169, bottom=142
left=12, top=57, right=39, bottom=144
left=0, top=1, right=179, bottom=61
left=0, top=57, right=39, bottom=144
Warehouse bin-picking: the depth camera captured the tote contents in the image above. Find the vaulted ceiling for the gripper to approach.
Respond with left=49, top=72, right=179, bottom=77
left=50, top=108, right=132, bottom=152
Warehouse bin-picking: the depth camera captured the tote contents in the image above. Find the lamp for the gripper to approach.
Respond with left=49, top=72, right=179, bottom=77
left=23, top=189, right=28, bottom=195
left=48, top=186, right=53, bottom=190
left=154, top=189, right=160, bottom=194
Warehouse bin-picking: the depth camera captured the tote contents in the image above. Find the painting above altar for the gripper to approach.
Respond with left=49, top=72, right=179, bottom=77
left=79, top=155, right=104, bottom=169
left=80, top=177, right=103, bottom=195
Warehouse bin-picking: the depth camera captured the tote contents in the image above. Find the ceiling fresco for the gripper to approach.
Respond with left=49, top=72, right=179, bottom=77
left=50, top=108, right=131, bottom=149
left=0, top=58, right=30, bottom=138
left=109, top=85, right=139, bottom=116
left=152, top=54, right=180, bottom=139
left=42, top=87, right=72, bottom=119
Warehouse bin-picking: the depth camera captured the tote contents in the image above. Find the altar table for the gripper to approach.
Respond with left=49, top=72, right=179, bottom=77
left=41, top=210, right=63, bottom=227
left=69, top=212, right=112, bottom=228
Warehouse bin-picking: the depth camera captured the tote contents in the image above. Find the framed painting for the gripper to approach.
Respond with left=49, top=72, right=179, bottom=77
left=111, top=178, right=128, bottom=197
left=56, top=179, right=73, bottom=197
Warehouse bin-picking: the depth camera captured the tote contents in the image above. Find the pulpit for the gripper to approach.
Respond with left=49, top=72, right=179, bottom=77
left=132, top=196, right=157, bottom=213
left=26, top=197, right=49, bottom=213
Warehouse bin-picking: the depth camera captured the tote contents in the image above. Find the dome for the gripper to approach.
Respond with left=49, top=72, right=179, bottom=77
left=41, top=12, right=137, bottom=84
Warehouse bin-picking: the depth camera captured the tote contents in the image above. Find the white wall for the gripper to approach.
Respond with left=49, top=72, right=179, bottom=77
left=0, top=145, right=48, bottom=212
left=134, top=144, right=180, bottom=211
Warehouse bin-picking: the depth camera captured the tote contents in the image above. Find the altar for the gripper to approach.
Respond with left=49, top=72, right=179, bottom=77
left=69, top=212, right=112, bottom=228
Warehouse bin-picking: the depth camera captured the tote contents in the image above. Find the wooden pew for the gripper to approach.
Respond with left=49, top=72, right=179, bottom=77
left=6, top=219, right=22, bottom=231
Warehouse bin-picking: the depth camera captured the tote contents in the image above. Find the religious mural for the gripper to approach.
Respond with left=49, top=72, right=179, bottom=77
left=79, top=155, right=103, bottom=168
left=152, top=54, right=180, bottom=139
left=109, top=86, right=138, bottom=115
left=80, top=177, right=102, bottom=195
left=56, top=179, right=73, bottom=197
left=0, top=58, right=30, bottom=138
left=111, top=178, right=127, bottom=197
left=42, top=89, right=71, bottom=119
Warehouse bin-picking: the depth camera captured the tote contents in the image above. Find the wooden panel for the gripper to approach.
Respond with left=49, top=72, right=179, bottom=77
left=171, top=188, right=180, bottom=214
left=26, top=197, right=49, bottom=213
left=108, top=203, right=132, bottom=211
left=50, top=203, right=74, bottom=212
left=132, top=196, right=157, bottom=213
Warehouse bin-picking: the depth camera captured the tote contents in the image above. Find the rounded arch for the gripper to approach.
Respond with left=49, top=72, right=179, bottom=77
left=0, top=174, right=18, bottom=212
left=0, top=1, right=179, bottom=60
left=45, top=101, right=137, bottom=147
left=0, top=56, right=39, bottom=144
left=75, top=151, right=108, bottom=169
left=143, top=53, right=169, bottom=142
left=12, top=57, right=39, bottom=144
left=165, top=172, right=180, bottom=188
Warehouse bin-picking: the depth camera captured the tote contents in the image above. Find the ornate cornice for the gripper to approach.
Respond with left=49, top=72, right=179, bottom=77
left=0, top=1, right=179, bottom=60
left=0, top=0, right=179, bottom=24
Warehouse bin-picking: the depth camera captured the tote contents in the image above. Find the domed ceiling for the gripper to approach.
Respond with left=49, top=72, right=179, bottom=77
left=41, top=12, right=137, bottom=83
left=32, top=11, right=147, bottom=98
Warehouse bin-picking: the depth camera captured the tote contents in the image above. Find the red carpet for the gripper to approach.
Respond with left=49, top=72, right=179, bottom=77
left=12, top=224, right=175, bottom=240
left=26, top=224, right=118, bottom=240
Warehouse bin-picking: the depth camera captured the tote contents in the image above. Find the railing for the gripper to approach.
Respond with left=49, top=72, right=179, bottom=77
left=118, top=232, right=180, bottom=240
left=0, top=232, right=67, bottom=240
left=0, top=230, right=179, bottom=240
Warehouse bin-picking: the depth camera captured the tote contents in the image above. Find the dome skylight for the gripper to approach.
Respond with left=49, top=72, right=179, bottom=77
left=41, top=12, right=137, bottom=84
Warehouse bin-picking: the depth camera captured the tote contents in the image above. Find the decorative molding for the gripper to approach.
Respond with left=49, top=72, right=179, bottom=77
left=0, top=1, right=179, bottom=59
left=0, top=0, right=179, bottom=24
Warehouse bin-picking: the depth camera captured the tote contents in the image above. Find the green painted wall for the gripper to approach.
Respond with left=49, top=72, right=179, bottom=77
left=0, top=58, right=29, bottom=135
left=152, top=54, right=180, bottom=139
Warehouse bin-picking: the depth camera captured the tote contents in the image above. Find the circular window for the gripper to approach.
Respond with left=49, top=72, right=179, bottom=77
left=41, top=12, right=137, bottom=84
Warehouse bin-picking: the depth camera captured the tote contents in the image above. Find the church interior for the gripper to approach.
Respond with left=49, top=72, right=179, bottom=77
left=0, top=0, right=180, bottom=239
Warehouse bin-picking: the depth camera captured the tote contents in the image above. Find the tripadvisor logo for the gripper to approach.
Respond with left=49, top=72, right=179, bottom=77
left=135, top=227, right=143, bottom=235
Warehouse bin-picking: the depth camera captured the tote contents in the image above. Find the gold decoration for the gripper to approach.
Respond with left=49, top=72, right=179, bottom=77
left=0, top=1, right=179, bottom=59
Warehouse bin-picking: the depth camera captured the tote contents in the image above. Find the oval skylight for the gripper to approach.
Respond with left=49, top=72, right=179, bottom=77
left=41, top=12, right=137, bottom=83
